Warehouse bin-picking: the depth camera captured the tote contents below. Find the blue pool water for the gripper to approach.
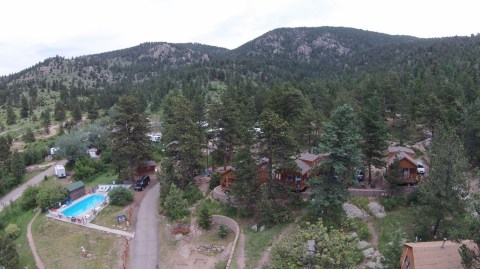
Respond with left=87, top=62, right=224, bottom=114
left=61, top=194, right=107, bottom=217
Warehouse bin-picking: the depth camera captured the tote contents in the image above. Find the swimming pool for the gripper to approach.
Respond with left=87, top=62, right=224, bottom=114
left=61, top=194, right=107, bottom=217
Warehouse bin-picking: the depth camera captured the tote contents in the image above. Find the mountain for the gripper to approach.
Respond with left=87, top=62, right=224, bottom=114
left=0, top=26, right=479, bottom=110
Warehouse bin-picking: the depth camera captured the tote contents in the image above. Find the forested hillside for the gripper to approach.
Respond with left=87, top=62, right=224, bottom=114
left=1, top=26, right=480, bottom=164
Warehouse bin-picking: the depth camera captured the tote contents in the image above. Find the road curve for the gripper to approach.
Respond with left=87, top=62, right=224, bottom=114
left=0, top=159, right=67, bottom=212
left=129, top=182, right=160, bottom=269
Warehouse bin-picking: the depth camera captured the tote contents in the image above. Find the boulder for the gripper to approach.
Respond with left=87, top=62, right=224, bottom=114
left=368, top=201, right=386, bottom=218
left=250, top=224, right=258, bottom=232
left=343, top=203, right=369, bottom=218
left=357, top=240, right=371, bottom=250
left=363, top=247, right=375, bottom=258
left=259, top=225, right=266, bottom=232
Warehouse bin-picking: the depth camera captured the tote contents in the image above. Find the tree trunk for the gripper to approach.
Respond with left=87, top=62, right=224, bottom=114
left=368, top=163, right=372, bottom=187
left=432, top=217, right=442, bottom=238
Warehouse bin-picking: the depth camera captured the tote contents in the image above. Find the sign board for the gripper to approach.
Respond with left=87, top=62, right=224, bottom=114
left=117, top=214, right=127, bottom=223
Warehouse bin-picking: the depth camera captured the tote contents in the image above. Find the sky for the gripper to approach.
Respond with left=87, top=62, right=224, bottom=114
left=1, top=0, right=479, bottom=76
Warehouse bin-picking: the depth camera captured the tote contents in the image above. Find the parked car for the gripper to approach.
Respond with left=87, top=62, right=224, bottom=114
left=355, top=170, right=364, bottom=182
left=134, top=175, right=150, bottom=191
left=417, top=163, right=425, bottom=175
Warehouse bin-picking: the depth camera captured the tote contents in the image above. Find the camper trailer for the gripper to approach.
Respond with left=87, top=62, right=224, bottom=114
left=55, top=165, right=66, bottom=178
left=148, top=134, right=162, bottom=143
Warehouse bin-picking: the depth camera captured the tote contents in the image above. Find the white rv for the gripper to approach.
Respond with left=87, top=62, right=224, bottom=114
left=148, top=134, right=162, bottom=143
left=55, top=165, right=66, bottom=178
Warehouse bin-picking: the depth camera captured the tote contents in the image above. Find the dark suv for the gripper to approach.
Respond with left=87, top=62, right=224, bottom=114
left=134, top=175, right=150, bottom=191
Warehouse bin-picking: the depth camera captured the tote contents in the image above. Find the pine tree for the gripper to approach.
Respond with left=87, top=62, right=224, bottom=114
left=309, top=104, right=362, bottom=222
left=10, top=150, right=25, bottom=181
left=40, top=109, right=51, bottom=134
left=358, top=83, right=389, bottom=187
left=163, top=184, right=189, bottom=221
left=162, top=92, right=203, bottom=188
left=231, top=147, right=258, bottom=208
left=258, top=109, right=297, bottom=183
left=197, top=204, right=212, bottom=229
left=417, top=126, right=471, bottom=238
left=0, top=234, right=19, bottom=269
left=6, top=105, right=16, bottom=125
left=20, top=95, right=29, bottom=118
left=88, top=100, right=100, bottom=121
left=23, top=127, right=35, bottom=143
left=54, top=101, right=66, bottom=121
left=109, top=96, right=152, bottom=179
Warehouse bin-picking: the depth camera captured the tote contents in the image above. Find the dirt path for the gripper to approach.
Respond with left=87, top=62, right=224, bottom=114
left=236, top=232, right=246, bottom=269
left=365, top=197, right=379, bottom=249
left=27, top=210, right=45, bottom=269
left=254, top=223, right=295, bottom=269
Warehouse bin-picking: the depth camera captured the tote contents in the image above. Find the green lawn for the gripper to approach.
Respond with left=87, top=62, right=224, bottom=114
left=32, top=215, right=124, bottom=269
left=84, top=171, right=118, bottom=188
left=374, top=206, right=417, bottom=252
left=13, top=210, right=38, bottom=269
left=244, top=224, right=288, bottom=269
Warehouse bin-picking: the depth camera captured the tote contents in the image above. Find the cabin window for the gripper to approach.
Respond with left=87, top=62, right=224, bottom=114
left=286, top=175, right=293, bottom=182
left=403, top=168, right=410, bottom=177
left=404, top=255, right=412, bottom=269
left=295, top=176, right=302, bottom=182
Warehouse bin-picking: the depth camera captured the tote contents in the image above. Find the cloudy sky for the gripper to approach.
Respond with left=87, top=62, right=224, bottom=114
left=0, top=0, right=478, bottom=76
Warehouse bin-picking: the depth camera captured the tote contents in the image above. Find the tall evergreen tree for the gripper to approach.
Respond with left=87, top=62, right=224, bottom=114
left=258, top=109, right=297, bottom=183
left=162, top=92, right=203, bottom=188
left=20, top=95, right=29, bottom=118
left=417, top=126, right=471, bottom=238
left=40, top=109, right=51, bottom=134
left=88, top=100, right=100, bottom=121
left=6, top=105, right=16, bottom=125
left=358, top=83, right=389, bottom=187
left=309, top=104, right=362, bottom=221
left=109, top=96, right=152, bottom=180
left=0, top=137, right=11, bottom=165
left=54, top=101, right=66, bottom=121
left=23, top=127, right=35, bottom=143
left=231, top=147, right=258, bottom=208
left=10, top=150, right=25, bottom=181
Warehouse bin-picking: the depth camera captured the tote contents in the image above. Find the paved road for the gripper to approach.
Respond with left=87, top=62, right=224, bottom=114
left=130, top=182, right=160, bottom=269
left=0, top=159, right=67, bottom=212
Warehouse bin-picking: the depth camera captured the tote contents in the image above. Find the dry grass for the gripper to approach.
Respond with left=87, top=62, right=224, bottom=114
left=32, top=215, right=124, bottom=269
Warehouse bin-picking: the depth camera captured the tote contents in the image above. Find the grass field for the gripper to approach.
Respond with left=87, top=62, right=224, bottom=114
left=374, top=206, right=417, bottom=252
left=32, top=215, right=124, bottom=269
left=244, top=224, right=287, bottom=269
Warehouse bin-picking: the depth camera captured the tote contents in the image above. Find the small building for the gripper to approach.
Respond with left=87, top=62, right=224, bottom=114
left=400, top=240, right=476, bottom=269
left=87, top=148, right=99, bottom=158
left=220, top=158, right=269, bottom=192
left=275, top=152, right=325, bottom=191
left=66, top=181, right=85, bottom=201
left=135, top=160, right=156, bottom=176
left=148, top=134, right=162, bottom=143
left=387, top=146, right=425, bottom=185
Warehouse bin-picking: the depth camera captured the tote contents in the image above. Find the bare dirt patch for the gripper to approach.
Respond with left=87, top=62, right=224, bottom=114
left=159, top=216, right=235, bottom=269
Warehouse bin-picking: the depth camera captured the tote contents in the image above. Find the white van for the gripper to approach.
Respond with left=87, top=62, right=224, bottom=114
left=417, top=163, right=425, bottom=175
left=55, top=165, right=66, bottom=178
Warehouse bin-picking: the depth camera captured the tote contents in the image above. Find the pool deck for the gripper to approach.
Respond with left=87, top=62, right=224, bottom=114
left=47, top=212, right=135, bottom=238
left=47, top=192, right=134, bottom=238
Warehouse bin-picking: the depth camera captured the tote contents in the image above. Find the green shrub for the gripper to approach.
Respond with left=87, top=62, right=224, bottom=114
left=164, top=184, right=189, bottom=221
left=36, top=182, right=68, bottom=211
left=197, top=204, right=212, bottom=229
left=74, top=157, right=105, bottom=183
left=209, top=172, right=221, bottom=190
left=0, top=234, right=19, bottom=269
left=5, top=223, right=20, bottom=239
left=183, top=184, right=203, bottom=205
left=379, top=196, right=405, bottom=212
left=108, top=187, right=134, bottom=206
left=20, top=185, right=40, bottom=210
left=357, top=222, right=372, bottom=241
left=222, top=202, right=238, bottom=218
left=218, top=224, right=228, bottom=239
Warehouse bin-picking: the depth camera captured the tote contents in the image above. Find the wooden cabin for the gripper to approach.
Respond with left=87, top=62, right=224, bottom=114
left=275, top=153, right=324, bottom=191
left=135, top=160, right=156, bottom=176
left=220, top=159, right=269, bottom=192
left=66, top=181, right=85, bottom=201
left=387, top=147, right=424, bottom=185
left=400, top=240, right=476, bottom=269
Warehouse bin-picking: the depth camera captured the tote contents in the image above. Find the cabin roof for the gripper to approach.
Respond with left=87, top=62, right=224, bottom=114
left=66, top=181, right=84, bottom=192
left=388, top=146, right=415, bottom=155
left=403, top=240, right=475, bottom=269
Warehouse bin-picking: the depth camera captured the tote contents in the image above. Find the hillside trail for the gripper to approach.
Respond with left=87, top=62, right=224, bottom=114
left=27, top=210, right=45, bottom=269
left=254, top=223, right=295, bottom=269
left=364, top=197, right=379, bottom=249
